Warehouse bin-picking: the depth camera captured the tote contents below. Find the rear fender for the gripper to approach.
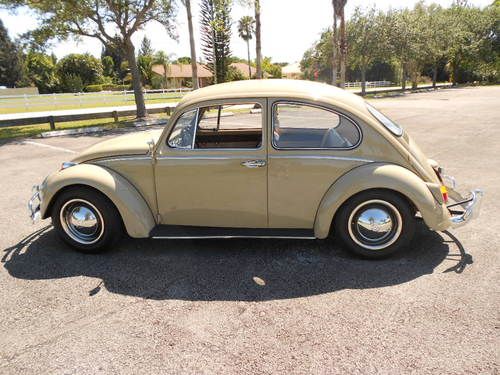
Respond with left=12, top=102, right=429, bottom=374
left=314, top=163, right=450, bottom=239
left=40, top=164, right=155, bottom=238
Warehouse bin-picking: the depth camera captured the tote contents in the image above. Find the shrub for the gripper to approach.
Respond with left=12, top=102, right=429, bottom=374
left=60, top=74, right=84, bottom=93
left=85, top=84, right=103, bottom=92
left=102, top=84, right=129, bottom=91
left=226, top=65, right=246, bottom=82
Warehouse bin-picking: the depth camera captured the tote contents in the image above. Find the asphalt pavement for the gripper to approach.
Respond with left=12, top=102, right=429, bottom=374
left=0, top=85, right=498, bottom=374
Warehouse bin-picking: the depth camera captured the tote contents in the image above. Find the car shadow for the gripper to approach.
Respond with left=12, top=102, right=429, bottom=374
left=2, top=223, right=470, bottom=301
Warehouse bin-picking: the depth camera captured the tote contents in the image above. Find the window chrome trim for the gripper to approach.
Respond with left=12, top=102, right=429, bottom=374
left=167, top=103, right=265, bottom=152
left=271, top=100, right=363, bottom=151
left=166, top=108, right=199, bottom=150
left=366, top=103, right=403, bottom=137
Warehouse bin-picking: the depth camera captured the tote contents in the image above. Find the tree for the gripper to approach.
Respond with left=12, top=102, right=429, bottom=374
left=332, top=0, right=347, bottom=88
left=138, top=36, right=155, bottom=87
left=176, top=56, right=191, bottom=64
left=240, top=0, right=262, bottom=78
left=347, top=7, right=383, bottom=95
left=101, top=36, right=126, bottom=81
left=56, top=53, right=104, bottom=91
left=445, top=2, right=499, bottom=84
left=25, top=51, right=58, bottom=93
left=237, top=15, right=255, bottom=78
left=200, top=0, right=232, bottom=84
left=182, top=0, right=199, bottom=89
left=0, top=18, right=26, bottom=87
left=300, top=29, right=333, bottom=82
left=384, top=8, right=417, bottom=89
left=137, top=54, right=154, bottom=86
left=262, top=56, right=282, bottom=78
left=139, top=36, right=154, bottom=57
left=154, top=50, right=171, bottom=88
left=101, top=55, right=115, bottom=78
left=0, top=0, right=177, bottom=119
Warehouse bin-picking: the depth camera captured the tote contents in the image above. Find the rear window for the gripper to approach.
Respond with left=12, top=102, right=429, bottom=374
left=272, top=102, right=361, bottom=149
left=367, top=104, right=403, bottom=136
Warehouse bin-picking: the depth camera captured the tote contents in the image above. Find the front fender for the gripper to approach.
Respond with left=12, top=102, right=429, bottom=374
left=314, top=163, right=451, bottom=239
left=40, top=164, right=156, bottom=238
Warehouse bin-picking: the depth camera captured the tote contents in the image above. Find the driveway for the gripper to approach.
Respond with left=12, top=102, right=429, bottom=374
left=0, top=86, right=498, bottom=374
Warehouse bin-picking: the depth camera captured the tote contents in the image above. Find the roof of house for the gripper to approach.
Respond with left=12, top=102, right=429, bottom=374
left=230, top=62, right=256, bottom=78
left=152, top=62, right=257, bottom=79
left=152, top=63, right=213, bottom=78
left=282, top=62, right=302, bottom=75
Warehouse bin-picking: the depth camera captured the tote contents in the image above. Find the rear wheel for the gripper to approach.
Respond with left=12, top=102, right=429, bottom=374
left=51, top=187, right=123, bottom=253
left=334, top=190, right=416, bottom=258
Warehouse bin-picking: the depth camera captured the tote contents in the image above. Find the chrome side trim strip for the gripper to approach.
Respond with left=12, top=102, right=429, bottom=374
left=156, top=155, right=247, bottom=160
left=269, top=155, right=374, bottom=163
left=93, top=156, right=152, bottom=163
left=152, top=235, right=316, bottom=240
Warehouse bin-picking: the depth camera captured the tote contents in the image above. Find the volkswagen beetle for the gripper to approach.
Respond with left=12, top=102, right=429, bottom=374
left=28, top=80, right=483, bottom=258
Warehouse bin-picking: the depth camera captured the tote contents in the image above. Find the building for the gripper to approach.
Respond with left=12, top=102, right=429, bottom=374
left=152, top=63, right=213, bottom=88
left=152, top=62, right=258, bottom=88
left=282, top=62, right=302, bottom=80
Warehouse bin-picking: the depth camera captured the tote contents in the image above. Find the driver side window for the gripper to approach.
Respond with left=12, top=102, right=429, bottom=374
left=167, top=109, right=198, bottom=149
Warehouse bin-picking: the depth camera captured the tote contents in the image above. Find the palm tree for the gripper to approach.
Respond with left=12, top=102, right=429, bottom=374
left=254, top=0, right=263, bottom=79
left=239, top=0, right=262, bottom=79
left=238, top=16, right=255, bottom=78
left=154, top=51, right=171, bottom=89
left=332, top=0, right=347, bottom=88
left=182, top=0, right=199, bottom=89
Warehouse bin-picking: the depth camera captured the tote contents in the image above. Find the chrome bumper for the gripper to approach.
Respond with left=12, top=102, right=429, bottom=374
left=28, top=185, right=42, bottom=222
left=447, top=188, right=484, bottom=228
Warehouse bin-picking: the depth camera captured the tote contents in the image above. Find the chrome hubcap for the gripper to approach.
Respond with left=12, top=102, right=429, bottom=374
left=348, top=200, right=402, bottom=250
left=60, top=199, right=104, bottom=244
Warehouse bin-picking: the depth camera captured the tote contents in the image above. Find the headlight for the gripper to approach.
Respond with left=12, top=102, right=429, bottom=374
left=60, top=161, right=78, bottom=171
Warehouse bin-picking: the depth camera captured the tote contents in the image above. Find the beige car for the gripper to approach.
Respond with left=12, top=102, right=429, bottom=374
left=28, top=80, right=482, bottom=258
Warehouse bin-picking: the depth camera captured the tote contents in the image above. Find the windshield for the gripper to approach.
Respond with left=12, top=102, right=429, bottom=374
left=366, top=104, right=403, bottom=137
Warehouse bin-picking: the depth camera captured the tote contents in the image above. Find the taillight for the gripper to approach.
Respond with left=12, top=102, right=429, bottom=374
left=440, top=185, right=449, bottom=203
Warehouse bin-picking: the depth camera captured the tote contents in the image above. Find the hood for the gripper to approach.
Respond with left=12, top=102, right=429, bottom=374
left=72, top=129, right=163, bottom=163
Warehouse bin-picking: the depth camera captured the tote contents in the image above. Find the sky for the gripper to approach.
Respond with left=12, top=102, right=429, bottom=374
left=0, top=0, right=493, bottom=64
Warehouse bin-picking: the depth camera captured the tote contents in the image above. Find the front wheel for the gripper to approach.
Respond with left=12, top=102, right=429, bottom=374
left=51, top=187, right=123, bottom=253
left=334, top=190, right=416, bottom=259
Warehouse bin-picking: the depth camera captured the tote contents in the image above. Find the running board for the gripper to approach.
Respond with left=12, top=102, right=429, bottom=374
left=150, top=225, right=316, bottom=239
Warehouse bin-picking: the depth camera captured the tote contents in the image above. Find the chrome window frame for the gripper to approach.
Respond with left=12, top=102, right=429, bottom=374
left=366, top=103, right=403, bottom=137
left=166, top=108, right=200, bottom=150
left=271, top=100, right=362, bottom=151
left=166, top=101, right=265, bottom=152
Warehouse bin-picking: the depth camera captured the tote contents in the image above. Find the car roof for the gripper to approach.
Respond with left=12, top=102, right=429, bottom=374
left=177, top=79, right=367, bottom=113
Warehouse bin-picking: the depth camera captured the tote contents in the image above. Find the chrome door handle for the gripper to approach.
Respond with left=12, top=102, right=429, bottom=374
left=241, top=159, right=266, bottom=168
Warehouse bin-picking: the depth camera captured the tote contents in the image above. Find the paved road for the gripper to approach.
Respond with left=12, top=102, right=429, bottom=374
left=0, top=86, right=498, bottom=374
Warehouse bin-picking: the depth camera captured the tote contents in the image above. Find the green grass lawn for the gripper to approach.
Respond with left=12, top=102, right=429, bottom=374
left=0, top=92, right=183, bottom=114
left=0, top=113, right=170, bottom=140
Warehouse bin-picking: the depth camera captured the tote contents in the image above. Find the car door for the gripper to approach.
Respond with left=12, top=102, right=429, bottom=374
left=154, top=98, right=268, bottom=228
left=267, top=99, right=365, bottom=229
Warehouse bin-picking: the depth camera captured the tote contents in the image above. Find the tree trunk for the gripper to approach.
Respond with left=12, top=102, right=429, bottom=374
left=125, top=39, right=147, bottom=119
left=185, top=0, right=199, bottom=90
left=163, top=64, right=168, bottom=89
left=361, top=67, right=366, bottom=96
left=432, top=65, right=437, bottom=88
left=331, top=3, right=338, bottom=86
left=254, top=0, right=263, bottom=79
left=401, top=64, right=406, bottom=90
left=338, top=5, right=346, bottom=89
left=246, top=40, right=252, bottom=79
